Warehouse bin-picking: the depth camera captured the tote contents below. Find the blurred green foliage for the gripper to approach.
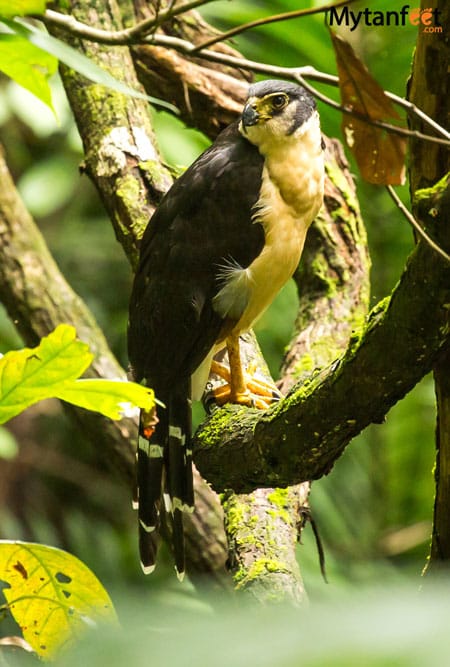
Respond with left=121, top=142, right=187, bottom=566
left=35, top=580, right=450, bottom=665
left=0, top=0, right=438, bottom=632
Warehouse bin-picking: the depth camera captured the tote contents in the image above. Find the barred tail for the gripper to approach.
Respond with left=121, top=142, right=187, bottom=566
left=136, top=381, right=194, bottom=579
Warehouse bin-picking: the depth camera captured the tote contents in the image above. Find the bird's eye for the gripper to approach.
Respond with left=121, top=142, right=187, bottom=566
left=271, top=94, right=287, bottom=110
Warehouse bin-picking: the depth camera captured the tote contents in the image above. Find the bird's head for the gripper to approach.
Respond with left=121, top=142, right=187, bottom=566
left=239, top=80, right=319, bottom=152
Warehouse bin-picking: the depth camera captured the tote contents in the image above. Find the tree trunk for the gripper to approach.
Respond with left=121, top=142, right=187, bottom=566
left=407, top=0, right=450, bottom=568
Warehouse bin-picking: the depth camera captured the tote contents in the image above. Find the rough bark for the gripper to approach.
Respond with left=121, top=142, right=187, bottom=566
left=50, top=0, right=173, bottom=268
left=210, top=334, right=310, bottom=604
left=407, top=0, right=450, bottom=567
left=223, top=486, right=309, bottom=605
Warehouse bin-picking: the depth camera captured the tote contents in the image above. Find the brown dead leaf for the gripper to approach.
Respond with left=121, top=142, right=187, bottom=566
left=330, top=30, right=406, bottom=185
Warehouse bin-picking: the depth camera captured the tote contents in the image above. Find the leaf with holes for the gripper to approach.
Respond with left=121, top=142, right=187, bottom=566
left=330, top=30, right=406, bottom=185
left=0, top=541, right=118, bottom=660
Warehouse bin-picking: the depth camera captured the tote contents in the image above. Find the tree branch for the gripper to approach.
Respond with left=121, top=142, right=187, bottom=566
left=406, top=0, right=450, bottom=571
left=208, top=333, right=311, bottom=603
left=42, top=0, right=219, bottom=45
left=36, top=11, right=450, bottom=145
left=47, top=3, right=174, bottom=268
left=129, top=0, right=252, bottom=139
left=223, top=486, right=309, bottom=605
left=0, top=144, right=135, bottom=487
left=194, top=178, right=450, bottom=493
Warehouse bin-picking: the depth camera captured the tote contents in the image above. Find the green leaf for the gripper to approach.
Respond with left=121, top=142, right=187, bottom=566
left=55, top=378, right=155, bottom=420
left=0, top=324, right=93, bottom=423
left=0, top=33, right=57, bottom=112
left=0, top=0, right=46, bottom=16
left=9, top=18, right=178, bottom=114
left=0, top=325, right=155, bottom=424
left=0, top=540, right=118, bottom=660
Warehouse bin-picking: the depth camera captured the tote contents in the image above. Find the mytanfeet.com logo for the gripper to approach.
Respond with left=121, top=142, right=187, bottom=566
left=328, top=5, right=443, bottom=33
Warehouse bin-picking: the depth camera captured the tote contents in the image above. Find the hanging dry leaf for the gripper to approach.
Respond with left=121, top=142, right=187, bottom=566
left=330, top=30, right=406, bottom=185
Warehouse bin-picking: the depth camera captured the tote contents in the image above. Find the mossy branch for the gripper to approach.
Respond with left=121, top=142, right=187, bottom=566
left=49, top=0, right=173, bottom=269
left=223, top=487, right=309, bottom=605
left=194, top=176, right=450, bottom=493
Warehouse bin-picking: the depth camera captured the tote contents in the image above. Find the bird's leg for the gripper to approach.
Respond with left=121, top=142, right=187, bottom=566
left=226, top=333, right=252, bottom=405
left=210, top=335, right=283, bottom=409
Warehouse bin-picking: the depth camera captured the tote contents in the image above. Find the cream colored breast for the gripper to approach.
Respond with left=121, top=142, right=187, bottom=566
left=212, top=113, right=324, bottom=335
left=232, top=124, right=324, bottom=334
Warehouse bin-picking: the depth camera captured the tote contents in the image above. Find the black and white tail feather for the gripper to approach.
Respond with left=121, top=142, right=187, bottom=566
left=136, top=381, right=194, bottom=580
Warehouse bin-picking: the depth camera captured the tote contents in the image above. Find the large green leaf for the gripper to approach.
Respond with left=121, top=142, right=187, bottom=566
left=0, top=0, right=46, bottom=16
left=9, top=18, right=178, bottom=113
left=0, top=324, right=155, bottom=423
left=0, top=325, right=92, bottom=423
left=0, top=541, right=118, bottom=660
left=0, top=33, right=57, bottom=111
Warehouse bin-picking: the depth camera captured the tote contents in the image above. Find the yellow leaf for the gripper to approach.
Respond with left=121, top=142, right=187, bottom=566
left=0, top=541, right=118, bottom=660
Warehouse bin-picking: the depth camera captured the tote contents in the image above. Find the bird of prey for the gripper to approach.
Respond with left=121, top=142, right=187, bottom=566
left=128, top=79, right=324, bottom=579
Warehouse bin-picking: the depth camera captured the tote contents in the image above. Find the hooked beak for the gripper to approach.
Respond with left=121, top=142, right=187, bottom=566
left=241, top=103, right=259, bottom=131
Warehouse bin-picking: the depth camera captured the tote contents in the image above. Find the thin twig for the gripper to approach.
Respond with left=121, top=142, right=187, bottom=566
left=41, top=0, right=219, bottom=44
left=300, top=69, right=450, bottom=142
left=386, top=185, right=450, bottom=263
left=152, top=33, right=450, bottom=145
left=292, top=72, right=449, bottom=146
left=383, top=91, right=450, bottom=142
left=191, top=0, right=360, bottom=52
left=128, top=0, right=219, bottom=38
left=35, top=12, right=450, bottom=146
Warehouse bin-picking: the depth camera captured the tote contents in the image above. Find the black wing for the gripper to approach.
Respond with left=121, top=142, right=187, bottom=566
left=128, top=122, right=265, bottom=392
